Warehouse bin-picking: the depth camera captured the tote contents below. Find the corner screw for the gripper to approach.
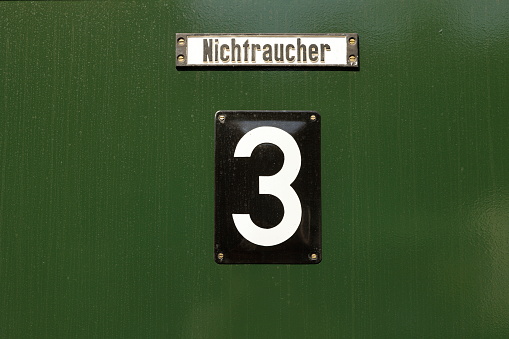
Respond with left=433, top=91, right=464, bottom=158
left=310, top=253, right=318, bottom=260
left=177, top=55, right=185, bottom=62
left=349, top=55, right=357, bottom=63
left=217, top=253, right=224, bottom=260
left=349, top=37, right=356, bottom=45
left=310, top=115, right=317, bottom=122
left=218, top=115, right=225, bottom=123
left=177, top=37, right=185, bottom=46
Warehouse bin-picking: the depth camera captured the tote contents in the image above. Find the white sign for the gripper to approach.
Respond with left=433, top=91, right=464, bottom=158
left=176, top=34, right=358, bottom=67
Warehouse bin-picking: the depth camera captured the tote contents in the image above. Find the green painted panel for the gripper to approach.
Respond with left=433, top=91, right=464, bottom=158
left=1, top=1, right=508, bottom=337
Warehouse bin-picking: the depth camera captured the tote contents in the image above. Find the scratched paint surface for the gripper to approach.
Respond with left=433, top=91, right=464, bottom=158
left=1, top=1, right=508, bottom=337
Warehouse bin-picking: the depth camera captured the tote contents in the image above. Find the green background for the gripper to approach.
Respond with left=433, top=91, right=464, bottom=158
left=1, top=1, right=508, bottom=337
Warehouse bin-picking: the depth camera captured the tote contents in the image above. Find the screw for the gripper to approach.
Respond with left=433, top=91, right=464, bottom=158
left=349, top=55, right=357, bottom=63
left=178, top=37, right=185, bottom=45
left=177, top=55, right=185, bottom=62
left=310, top=115, right=317, bottom=121
left=217, top=253, right=224, bottom=260
left=349, top=37, right=356, bottom=45
left=310, top=253, right=318, bottom=260
left=218, top=115, right=225, bottom=123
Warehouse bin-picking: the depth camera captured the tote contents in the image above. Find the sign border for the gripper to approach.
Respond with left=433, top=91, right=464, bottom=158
left=176, top=33, right=359, bottom=68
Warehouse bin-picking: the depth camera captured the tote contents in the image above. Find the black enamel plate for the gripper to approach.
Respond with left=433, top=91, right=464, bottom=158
left=214, top=111, right=321, bottom=264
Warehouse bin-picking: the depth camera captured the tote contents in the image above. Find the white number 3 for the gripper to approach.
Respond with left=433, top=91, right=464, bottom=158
left=233, top=126, right=302, bottom=246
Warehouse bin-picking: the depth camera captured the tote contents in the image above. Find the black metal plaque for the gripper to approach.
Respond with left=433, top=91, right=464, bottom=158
left=215, top=111, right=321, bottom=264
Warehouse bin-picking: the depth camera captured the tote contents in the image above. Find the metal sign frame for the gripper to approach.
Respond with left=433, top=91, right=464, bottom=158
left=176, top=33, right=359, bottom=68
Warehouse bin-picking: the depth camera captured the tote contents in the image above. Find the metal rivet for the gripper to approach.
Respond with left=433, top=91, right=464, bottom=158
left=217, top=253, right=224, bottom=260
left=349, top=37, right=356, bottom=45
left=177, top=55, right=185, bottom=62
left=310, top=115, right=317, bottom=121
left=218, top=115, right=225, bottom=123
left=310, top=253, right=318, bottom=260
left=178, top=37, right=185, bottom=45
left=349, top=55, right=357, bottom=63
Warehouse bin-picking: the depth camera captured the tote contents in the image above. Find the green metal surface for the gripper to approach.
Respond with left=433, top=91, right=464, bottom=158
left=1, top=1, right=508, bottom=337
